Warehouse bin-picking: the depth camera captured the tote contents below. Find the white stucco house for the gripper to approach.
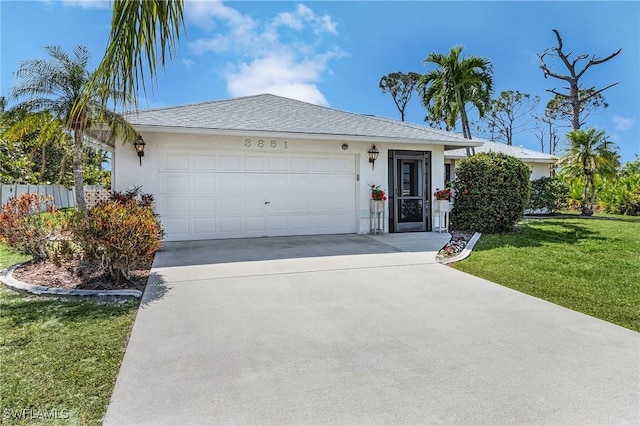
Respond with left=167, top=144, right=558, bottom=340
left=445, top=141, right=557, bottom=183
left=112, top=94, right=488, bottom=241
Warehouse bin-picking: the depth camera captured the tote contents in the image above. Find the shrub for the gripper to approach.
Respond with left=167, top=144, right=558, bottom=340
left=598, top=175, right=640, bottom=216
left=451, top=152, right=531, bottom=233
left=72, top=188, right=164, bottom=281
left=0, top=193, right=58, bottom=260
left=529, top=177, right=568, bottom=213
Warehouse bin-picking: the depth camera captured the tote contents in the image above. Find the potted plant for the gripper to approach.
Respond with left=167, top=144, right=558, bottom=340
left=370, top=184, right=387, bottom=213
left=434, top=188, right=452, bottom=212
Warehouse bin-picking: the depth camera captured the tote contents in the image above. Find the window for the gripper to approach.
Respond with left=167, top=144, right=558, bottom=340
left=444, top=164, right=451, bottom=187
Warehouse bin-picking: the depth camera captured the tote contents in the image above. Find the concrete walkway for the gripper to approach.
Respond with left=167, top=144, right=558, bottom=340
left=104, top=234, right=639, bottom=425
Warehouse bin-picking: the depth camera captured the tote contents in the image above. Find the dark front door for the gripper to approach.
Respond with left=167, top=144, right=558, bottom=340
left=389, top=150, right=431, bottom=232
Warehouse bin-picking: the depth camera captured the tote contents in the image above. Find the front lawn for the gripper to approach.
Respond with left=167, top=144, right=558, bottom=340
left=0, top=244, right=31, bottom=271
left=0, top=245, right=138, bottom=425
left=453, top=218, right=640, bottom=331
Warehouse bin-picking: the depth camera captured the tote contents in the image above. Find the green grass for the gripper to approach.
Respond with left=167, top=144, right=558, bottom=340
left=0, top=244, right=31, bottom=270
left=0, top=244, right=138, bottom=425
left=453, top=218, right=640, bottom=331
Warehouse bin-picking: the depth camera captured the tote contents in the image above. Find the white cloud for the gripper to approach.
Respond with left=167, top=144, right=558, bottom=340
left=613, top=115, right=635, bottom=131
left=62, top=0, right=110, bottom=9
left=185, top=1, right=341, bottom=105
left=226, top=51, right=341, bottom=106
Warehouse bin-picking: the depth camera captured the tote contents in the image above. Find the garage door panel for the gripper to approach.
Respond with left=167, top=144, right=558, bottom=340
left=218, top=217, right=241, bottom=233
left=164, top=218, right=190, bottom=237
left=333, top=157, right=355, bottom=173
left=192, top=196, right=216, bottom=214
left=218, top=196, right=241, bottom=214
left=266, top=216, right=288, bottom=232
left=192, top=155, right=215, bottom=170
left=290, top=157, right=310, bottom=172
left=242, top=216, right=265, bottom=233
left=192, top=218, right=215, bottom=235
left=241, top=195, right=265, bottom=213
left=266, top=156, right=288, bottom=171
left=311, top=157, right=332, bottom=172
left=242, top=175, right=265, bottom=193
left=158, top=195, right=189, bottom=216
left=243, top=155, right=265, bottom=171
left=288, top=215, right=311, bottom=230
left=217, top=175, right=242, bottom=193
left=218, top=155, right=242, bottom=171
left=163, top=153, right=189, bottom=170
left=159, top=173, right=189, bottom=193
left=158, top=149, right=356, bottom=241
left=265, top=175, right=289, bottom=193
left=191, top=174, right=216, bottom=193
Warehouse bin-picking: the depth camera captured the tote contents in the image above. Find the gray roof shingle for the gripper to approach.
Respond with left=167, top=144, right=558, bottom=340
left=445, top=141, right=557, bottom=163
left=125, top=94, right=479, bottom=146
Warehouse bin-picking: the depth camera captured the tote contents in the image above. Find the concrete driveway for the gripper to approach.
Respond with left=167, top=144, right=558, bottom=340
left=104, top=234, right=639, bottom=425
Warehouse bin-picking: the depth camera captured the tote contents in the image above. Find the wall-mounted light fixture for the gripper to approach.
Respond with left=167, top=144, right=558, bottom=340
left=368, top=145, right=379, bottom=170
left=133, top=135, right=146, bottom=166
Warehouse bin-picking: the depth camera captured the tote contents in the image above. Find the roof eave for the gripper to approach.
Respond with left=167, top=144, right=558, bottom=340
left=444, top=153, right=558, bottom=163
left=128, top=124, right=484, bottom=146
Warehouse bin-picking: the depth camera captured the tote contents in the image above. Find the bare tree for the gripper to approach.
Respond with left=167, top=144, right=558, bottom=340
left=534, top=115, right=560, bottom=155
left=538, top=29, right=621, bottom=130
left=479, top=91, right=539, bottom=145
left=379, top=72, right=421, bottom=121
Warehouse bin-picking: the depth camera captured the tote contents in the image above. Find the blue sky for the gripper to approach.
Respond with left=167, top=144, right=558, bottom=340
left=1, top=1, right=638, bottom=162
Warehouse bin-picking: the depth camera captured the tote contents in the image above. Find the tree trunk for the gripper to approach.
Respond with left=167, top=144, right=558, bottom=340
left=582, top=170, right=594, bottom=216
left=40, top=145, right=46, bottom=179
left=73, top=128, right=87, bottom=211
left=58, top=151, right=67, bottom=184
left=570, top=81, right=581, bottom=130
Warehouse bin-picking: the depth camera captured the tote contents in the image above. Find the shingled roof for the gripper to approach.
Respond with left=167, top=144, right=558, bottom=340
left=446, top=141, right=558, bottom=163
left=124, top=94, right=480, bottom=149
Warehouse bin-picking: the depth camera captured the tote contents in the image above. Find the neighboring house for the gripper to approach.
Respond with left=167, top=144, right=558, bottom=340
left=445, top=141, right=557, bottom=183
left=112, top=94, right=481, bottom=241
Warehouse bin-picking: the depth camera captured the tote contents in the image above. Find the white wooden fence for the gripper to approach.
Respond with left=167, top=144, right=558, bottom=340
left=0, top=184, right=107, bottom=209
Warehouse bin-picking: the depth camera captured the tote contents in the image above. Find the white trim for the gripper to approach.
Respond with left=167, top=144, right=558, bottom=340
left=130, top=125, right=485, bottom=148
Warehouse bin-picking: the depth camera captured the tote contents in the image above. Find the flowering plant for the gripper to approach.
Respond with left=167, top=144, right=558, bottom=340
left=370, top=184, right=387, bottom=201
left=434, top=188, right=452, bottom=201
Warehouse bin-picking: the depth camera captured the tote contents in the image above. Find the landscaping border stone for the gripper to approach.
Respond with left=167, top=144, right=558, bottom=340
left=0, top=263, right=142, bottom=298
left=436, top=232, right=481, bottom=265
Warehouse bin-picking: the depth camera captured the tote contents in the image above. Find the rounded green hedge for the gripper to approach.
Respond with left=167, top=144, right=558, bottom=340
left=451, top=152, right=531, bottom=233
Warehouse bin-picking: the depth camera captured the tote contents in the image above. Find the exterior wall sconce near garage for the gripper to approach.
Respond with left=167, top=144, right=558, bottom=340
left=368, top=145, right=379, bottom=169
left=133, top=135, right=146, bottom=166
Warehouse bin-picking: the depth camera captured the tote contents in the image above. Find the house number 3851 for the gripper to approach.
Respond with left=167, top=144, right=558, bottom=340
left=244, top=139, right=288, bottom=149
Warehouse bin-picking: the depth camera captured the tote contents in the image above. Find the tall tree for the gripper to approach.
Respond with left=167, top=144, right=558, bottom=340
left=418, top=45, right=493, bottom=140
left=379, top=72, right=421, bottom=121
left=559, top=128, right=619, bottom=215
left=478, top=90, right=539, bottom=145
left=544, top=89, right=608, bottom=130
left=538, top=29, right=621, bottom=131
left=10, top=45, right=133, bottom=210
left=534, top=115, right=561, bottom=156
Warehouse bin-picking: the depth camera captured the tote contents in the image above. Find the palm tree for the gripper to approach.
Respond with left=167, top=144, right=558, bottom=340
left=82, top=0, right=185, bottom=112
left=559, top=128, right=619, bottom=215
left=10, top=45, right=134, bottom=210
left=1, top=111, right=70, bottom=183
left=418, top=45, right=493, bottom=140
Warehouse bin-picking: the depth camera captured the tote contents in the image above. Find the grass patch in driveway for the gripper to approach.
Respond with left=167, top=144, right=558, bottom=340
left=0, top=244, right=138, bottom=425
left=452, top=218, right=640, bottom=332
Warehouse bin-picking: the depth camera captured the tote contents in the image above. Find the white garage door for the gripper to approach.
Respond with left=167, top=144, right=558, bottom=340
left=156, top=148, right=357, bottom=241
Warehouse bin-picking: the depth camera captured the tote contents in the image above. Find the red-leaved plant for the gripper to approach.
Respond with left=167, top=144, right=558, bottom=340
left=370, top=184, right=387, bottom=201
